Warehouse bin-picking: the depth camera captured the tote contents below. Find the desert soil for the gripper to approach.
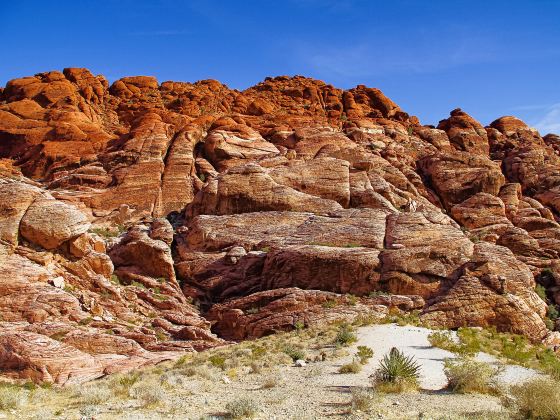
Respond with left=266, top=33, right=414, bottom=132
left=3, top=323, right=540, bottom=420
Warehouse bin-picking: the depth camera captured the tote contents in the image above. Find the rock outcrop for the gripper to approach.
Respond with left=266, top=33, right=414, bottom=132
left=1, top=68, right=559, bottom=384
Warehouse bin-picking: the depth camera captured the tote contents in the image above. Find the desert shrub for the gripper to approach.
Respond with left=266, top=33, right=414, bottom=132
left=334, top=324, right=357, bottom=346
left=90, top=225, right=124, bottom=238
left=250, top=346, right=266, bottom=359
left=130, top=380, right=165, bottom=407
left=383, top=308, right=423, bottom=327
left=79, top=405, right=99, bottom=418
left=396, top=310, right=422, bottom=326
left=443, top=357, right=500, bottom=395
left=428, top=329, right=478, bottom=356
left=27, top=408, right=55, bottom=420
left=294, top=320, right=305, bottom=331
left=322, top=299, right=337, bottom=308
left=445, top=327, right=560, bottom=380
left=350, top=387, right=375, bottom=412
left=500, top=335, right=534, bottom=364
left=352, top=313, right=378, bottom=326
left=455, top=328, right=482, bottom=356
left=346, top=294, right=358, bottom=306
left=225, top=397, right=259, bottom=418
left=283, top=345, right=305, bottom=362
left=208, top=354, right=227, bottom=369
left=73, top=383, right=113, bottom=405
left=372, top=347, right=420, bottom=393
left=249, top=361, right=262, bottom=374
left=356, top=346, right=374, bottom=364
left=108, top=371, right=141, bottom=397
left=0, top=386, right=27, bottom=410
left=368, top=290, right=389, bottom=297
left=159, top=372, right=187, bottom=388
left=339, top=360, right=362, bottom=374
left=536, top=349, right=560, bottom=380
left=226, top=368, right=238, bottom=379
left=261, top=375, right=280, bottom=389
left=535, top=284, right=547, bottom=300
left=428, top=330, right=458, bottom=350
left=509, top=377, right=560, bottom=419
left=245, top=307, right=259, bottom=315
left=305, top=365, right=323, bottom=378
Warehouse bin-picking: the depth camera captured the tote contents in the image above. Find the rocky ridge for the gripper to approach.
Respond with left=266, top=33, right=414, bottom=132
left=0, top=68, right=559, bottom=384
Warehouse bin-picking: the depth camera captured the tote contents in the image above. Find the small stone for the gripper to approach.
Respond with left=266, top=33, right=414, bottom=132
left=225, top=246, right=247, bottom=265
left=294, top=359, right=306, bottom=367
left=51, top=276, right=65, bottom=289
left=221, top=375, right=231, bottom=384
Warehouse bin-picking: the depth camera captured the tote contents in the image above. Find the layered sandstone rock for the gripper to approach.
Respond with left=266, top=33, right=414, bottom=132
left=1, top=68, right=559, bottom=384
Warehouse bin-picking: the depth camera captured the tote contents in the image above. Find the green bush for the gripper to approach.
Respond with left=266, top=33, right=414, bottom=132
left=455, top=328, right=482, bottom=356
left=373, top=347, right=420, bottom=392
left=346, top=294, right=358, bottom=306
left=356, top=346, right=374, bottom=364
left=283, top=345, right=305, bottom=362
left=444, top=357, right=500, bottom=394
left=339, top=360, right=362, bottom=374
left=535, top=284, right=547, bottom=301
left=208, top=354, right=226, bottom=369
left=322, top=299, right=337, bottom=308
left=428, top=330, right=459, bottom=352
left=334, top=324, right=357, bottom=346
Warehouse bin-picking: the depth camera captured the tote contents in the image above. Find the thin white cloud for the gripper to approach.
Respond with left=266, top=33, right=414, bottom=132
left=533, top=103, right=560, bottom=135
left=295, top=41, right=496, bottom=79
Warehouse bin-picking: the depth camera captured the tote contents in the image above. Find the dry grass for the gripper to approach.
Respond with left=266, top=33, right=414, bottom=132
left=443, top=357, right=501, bottom=395
left=0, top=385, right=27, bottom=410
left=508, top=377, right=560, bottom=419
left=261, top=375, right=281, bottom=389
left=72, top=383, right=112, bottom=405
left=339, top=360, right=362, bottom=374
left=106, top=371, right=141, bottom=398
left=350, top=387, right=376, bottom=412
left=226, top=397, right=259, bottom=418
left=373, top=378, right=419, bottom=393
left=129, top=379, right=165, bottom=407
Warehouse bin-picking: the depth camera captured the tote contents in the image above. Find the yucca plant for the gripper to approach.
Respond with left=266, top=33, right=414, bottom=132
left=373, top=347, right=421, bottom=390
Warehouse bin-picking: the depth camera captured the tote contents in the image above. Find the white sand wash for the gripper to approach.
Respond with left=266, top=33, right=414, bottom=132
left=318, top=324, right=541, bottom=391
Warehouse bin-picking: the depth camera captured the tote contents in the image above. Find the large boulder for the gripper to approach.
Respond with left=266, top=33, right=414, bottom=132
left=19, top=198, right=90, bottom=249
left=0, top=181, right=43, bottom=245
left=381, top=212, right=473, bottom=298
left=109, top=224, right=175, bottom=281
left=422, top=242, right=548, bottom=340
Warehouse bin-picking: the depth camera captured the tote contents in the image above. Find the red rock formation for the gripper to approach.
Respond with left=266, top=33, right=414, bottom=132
left=1, top=68, right=559, bottom=384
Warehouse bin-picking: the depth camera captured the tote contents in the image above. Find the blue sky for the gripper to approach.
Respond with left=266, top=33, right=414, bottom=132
left=1, top=0, right=559, bottom=133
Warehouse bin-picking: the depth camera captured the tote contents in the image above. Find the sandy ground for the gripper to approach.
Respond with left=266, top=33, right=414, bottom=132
left=3, top=324, right=540, bottom=419
left=335, top=324, right=541, bottom=390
